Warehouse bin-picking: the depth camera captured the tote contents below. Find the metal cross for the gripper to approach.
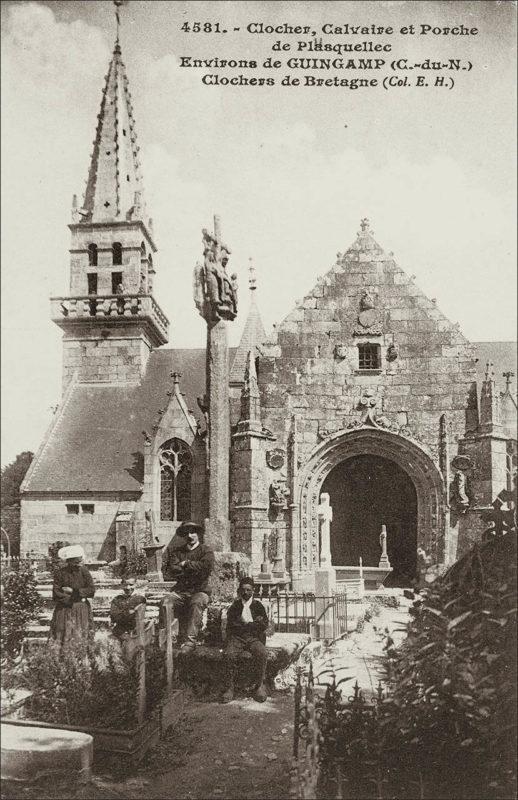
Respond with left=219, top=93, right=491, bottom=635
left=503, top=371, right=515, bottom=391
left=114, top=0, right=125, bottom=43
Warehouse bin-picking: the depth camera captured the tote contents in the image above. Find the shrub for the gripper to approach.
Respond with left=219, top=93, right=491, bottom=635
left=15, top=638, right=140, bottom=730
left=112, top=548, right=147, bottom=578
left=0, top=563, right=41, bottom=662
left=314, top=532, right=517, bottom=799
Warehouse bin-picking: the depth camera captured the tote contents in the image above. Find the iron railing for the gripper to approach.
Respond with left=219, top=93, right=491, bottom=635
left=257, top=592, right=348, bottom=641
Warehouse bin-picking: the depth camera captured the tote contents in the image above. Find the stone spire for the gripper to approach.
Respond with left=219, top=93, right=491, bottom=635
left=479, top=361, right=502, bottom=433
left=238, top=350, right=262, bottom=429
left=80, top=5, right=147, bottom=227
left=230, top=259, right=267, bottom=384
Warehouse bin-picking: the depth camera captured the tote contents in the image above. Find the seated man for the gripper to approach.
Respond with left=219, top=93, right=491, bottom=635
left=162, top=521, right=214, bottom=654
left=109, top=578, right=147, bottom=637
left=222, top=577, right=270, bottom=703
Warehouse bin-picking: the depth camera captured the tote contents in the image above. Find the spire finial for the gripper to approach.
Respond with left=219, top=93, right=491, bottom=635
left=171, top=371, right=181, bottom=392
left=114, top=0, right=125, bottom=48
left=248, top=258, right=257, bottom=292
left=360, top=217, right=370, bottom=232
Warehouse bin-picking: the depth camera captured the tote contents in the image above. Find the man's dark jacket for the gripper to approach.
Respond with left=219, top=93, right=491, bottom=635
left=162, top=542, right=214, bottom=594
left=226, top=598, right=269, bottom=645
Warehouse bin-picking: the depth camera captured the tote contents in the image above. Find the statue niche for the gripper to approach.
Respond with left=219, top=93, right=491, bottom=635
left=194, top=228, right=238, bottom=322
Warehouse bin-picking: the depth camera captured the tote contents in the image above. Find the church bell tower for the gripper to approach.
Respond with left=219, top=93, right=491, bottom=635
left=51, top=5, right=168, bottom=392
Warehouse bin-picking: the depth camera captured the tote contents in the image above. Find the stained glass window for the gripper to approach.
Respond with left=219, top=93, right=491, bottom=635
left=159, top=438, right=193, bottom=521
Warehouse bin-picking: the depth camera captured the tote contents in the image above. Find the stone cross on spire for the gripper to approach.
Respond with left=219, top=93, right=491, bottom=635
left=248, top=258, right=257, bottom=292
left=114, top=0, right=125, bottom=45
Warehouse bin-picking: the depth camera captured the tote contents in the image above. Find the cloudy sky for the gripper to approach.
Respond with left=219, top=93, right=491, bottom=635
left=1, top=0, right=516, bottom=466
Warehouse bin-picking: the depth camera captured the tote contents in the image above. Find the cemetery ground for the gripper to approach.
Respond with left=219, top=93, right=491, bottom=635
left=1, top=597, right=409, bottom=800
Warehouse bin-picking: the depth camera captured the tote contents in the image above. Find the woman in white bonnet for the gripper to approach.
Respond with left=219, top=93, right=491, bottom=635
left=49, top=545, right=95, bottom=648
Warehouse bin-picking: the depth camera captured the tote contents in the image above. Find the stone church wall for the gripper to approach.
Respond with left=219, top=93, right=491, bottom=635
left=259, top=250, right=477, bottom=471
left=20, top=494, right=138, bottom=561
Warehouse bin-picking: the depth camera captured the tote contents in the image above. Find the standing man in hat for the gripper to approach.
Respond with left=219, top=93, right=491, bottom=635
left=162, top=521, right=214, bottom=654
left=109, top=578, right=147, bottom=638
left=49, top=545, right=95, bottom=648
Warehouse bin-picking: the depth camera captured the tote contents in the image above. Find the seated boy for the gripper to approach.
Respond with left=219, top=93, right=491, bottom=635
left=109, top=577, right=147, bottom=637
left=222, top=576, right=270, bottom=703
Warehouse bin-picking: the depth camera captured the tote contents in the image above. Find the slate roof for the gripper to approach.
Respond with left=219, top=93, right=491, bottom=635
left=22, top=342, right=515, bottom=495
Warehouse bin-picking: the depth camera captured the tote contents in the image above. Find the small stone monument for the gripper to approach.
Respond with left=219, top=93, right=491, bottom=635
left=143, top=509, right=164, bottom=582
left=271, top=528, right=289, bottom=580
left=378, top=524, right=391, bottom=569
left=315, top=493, right=336, bottom=596
left=258, top=530, right=273, bottom=580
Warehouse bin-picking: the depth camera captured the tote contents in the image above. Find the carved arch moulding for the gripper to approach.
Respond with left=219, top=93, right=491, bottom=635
left=294, top=426, right=448, bottom=575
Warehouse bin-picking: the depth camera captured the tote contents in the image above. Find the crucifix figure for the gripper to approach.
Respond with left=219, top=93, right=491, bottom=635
left=317, top=493, right=333, bottom=568
left=193, top=216, right=237, bottom=323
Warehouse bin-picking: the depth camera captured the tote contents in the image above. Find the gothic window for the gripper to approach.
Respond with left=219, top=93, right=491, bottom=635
left=148, top=254, right=153, bottom=269
left=358, top=343, right=381, bottom=371
left=159, top=438, right=193, bottom=521
left=88, top=244, right=98, bottom=267
left=140, top=242, right=146, bottom=258
left=112, top=242, right=122, bottom=266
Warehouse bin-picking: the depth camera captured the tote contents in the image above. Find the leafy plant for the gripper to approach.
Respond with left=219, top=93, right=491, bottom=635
left=308, top=531, right=517, bottom=799
left=16, top=639, right=140, bottom=730
left=0, top=563, right=41, bottom=662
left=112, top=547, right=147, bottom=578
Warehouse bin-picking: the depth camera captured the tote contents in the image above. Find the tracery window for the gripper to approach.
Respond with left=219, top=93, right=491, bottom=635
left=159, top=438, right=193, bottom=521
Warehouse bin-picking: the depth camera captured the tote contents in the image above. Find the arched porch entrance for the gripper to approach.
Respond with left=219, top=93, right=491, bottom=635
left=321, top=453, right=417, bottom=586
left=293, top=426, right=446, bottom=587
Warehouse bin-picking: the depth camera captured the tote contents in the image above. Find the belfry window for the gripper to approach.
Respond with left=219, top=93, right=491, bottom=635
left=358, top=343, right=381, bottom=371
left=112, top=242, right=122, bottom=266
left=159, top=438, right=193, bottom=521
left=88, top=244, right=98, bottom=267
left=87, top=273, right=98, bottom=295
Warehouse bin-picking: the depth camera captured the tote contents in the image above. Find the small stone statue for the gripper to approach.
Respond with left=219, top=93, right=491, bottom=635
left=387, top=343, right=398, bottom=362
left=269, top=480, right=289, bottom=513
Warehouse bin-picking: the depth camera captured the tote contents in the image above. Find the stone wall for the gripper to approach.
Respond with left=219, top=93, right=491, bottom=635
left=259, top=243, right=477, bottom=467
left=235, top=226, right=480, bottom=575
left=20, top=494, right=140, bottom=561
left=61, top=322, right=153, bottom=390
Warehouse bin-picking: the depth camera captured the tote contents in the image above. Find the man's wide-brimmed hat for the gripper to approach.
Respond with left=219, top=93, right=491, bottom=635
left=176, top=521, right=203, bottom=537
left=58, top=544, right=85, bottom=561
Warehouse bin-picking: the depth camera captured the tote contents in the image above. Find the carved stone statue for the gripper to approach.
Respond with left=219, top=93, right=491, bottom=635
left=386, top=343, right=398, bottom=362
left=360, top=289, right=376, bottom=311
left=450, top=470, right=470, bottom=513
left=269, top=480, right=289, bottom=513
left=193, top=228, right=238, bottom=322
